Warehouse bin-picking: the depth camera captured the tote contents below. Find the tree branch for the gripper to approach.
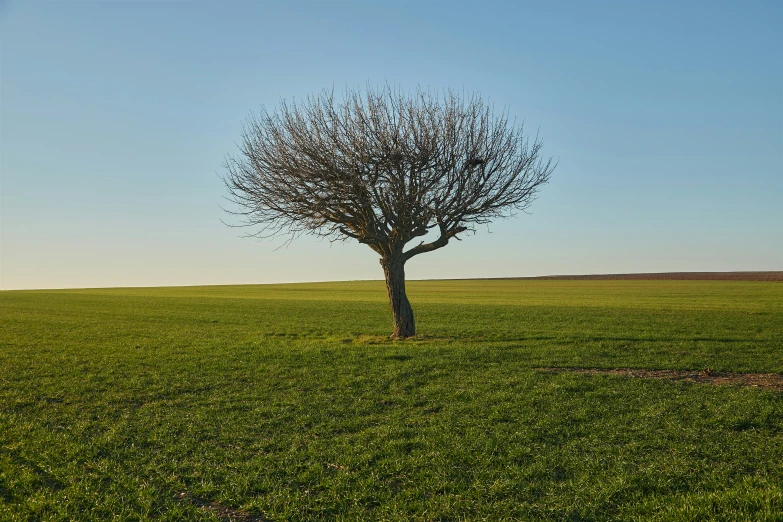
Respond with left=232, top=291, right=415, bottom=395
left=223, top=84, right=554, bottom=261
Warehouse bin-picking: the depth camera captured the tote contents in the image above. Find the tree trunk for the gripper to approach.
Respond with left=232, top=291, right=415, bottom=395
left=381, top=256, right=415, bottom=338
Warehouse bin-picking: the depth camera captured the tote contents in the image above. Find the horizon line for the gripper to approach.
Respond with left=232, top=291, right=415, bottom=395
left=2, top=270, right=782, bottom=291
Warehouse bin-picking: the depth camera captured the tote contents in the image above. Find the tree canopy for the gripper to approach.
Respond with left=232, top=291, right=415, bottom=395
left=224, top=86, right=555, bottom=337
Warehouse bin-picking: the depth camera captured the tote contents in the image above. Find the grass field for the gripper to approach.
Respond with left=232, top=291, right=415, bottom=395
left=1, top=280, right=782, bottom=520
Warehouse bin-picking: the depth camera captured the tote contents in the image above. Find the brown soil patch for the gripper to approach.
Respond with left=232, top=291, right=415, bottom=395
left=500, top=271, right=783, bottom=281
left=176, top=492, right=268, bottom=521
left=536, top=367, right=783, bottom=391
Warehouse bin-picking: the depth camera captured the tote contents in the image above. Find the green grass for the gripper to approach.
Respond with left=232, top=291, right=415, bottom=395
left=1, top=280, right=781, bottom=520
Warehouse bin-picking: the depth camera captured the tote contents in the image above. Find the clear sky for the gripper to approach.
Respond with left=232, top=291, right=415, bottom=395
left=1, top=0, right=781, bottom=290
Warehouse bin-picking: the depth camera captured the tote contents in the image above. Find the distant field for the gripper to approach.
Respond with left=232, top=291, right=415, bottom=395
left=482, top=271, right=783, bottom=281
left=1, top=280, right=782, bottom=520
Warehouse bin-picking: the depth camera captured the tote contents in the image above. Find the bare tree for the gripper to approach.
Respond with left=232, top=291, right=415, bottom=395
left=224, top=86, right=555, bottom=338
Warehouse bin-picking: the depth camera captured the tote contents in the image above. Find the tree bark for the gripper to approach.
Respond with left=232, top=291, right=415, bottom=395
left=381, top=256, right=415, bottom=338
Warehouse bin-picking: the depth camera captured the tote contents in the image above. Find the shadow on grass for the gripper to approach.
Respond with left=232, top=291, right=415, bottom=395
left=175, top=491, right=268, bottom=522
left=0, top=447, right=65, bottom=493
left=335, top=334, right=765, bottom=345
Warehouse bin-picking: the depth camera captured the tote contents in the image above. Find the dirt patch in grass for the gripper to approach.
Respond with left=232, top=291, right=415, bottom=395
left=176, top=492, right=268, bottom=521
left=536, top=367, right=783, bottom=391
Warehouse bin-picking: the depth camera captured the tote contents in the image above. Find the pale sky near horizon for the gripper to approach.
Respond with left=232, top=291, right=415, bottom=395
left=1, top=0, right=781, bottom=290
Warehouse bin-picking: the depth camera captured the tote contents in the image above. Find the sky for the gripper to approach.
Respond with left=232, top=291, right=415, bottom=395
left=1, top=0, right=781, bottom=290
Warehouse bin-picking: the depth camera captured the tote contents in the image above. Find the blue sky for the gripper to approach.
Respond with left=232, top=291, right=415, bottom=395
left=1, top=0, right=781, bottom=289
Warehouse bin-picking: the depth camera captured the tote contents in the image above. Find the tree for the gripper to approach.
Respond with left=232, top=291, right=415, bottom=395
left=223, top=86, right=555, bottom=338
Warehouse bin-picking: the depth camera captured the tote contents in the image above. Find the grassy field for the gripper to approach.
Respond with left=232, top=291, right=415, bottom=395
left=1, top=280, right=781, bottom=521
